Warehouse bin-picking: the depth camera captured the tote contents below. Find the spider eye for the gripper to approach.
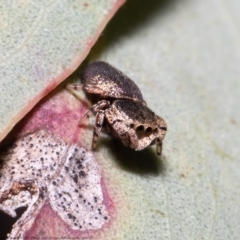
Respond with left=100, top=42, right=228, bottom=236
left=159, top=126, right=167, bottom=131
left=130, top=123, right=134, bottom=128
left=145, top=127, right=152, bottom=132
left=136, top=125, right=144, bottom=131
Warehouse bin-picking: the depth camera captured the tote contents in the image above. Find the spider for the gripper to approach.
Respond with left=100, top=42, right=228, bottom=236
left=67, top=61, right=167, bottom=155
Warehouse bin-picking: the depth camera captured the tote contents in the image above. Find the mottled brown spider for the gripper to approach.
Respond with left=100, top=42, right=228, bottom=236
left=67, top=61, right=167, bottom=155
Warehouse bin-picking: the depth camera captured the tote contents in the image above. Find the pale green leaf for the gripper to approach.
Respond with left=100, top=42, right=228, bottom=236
left=82, top=0, right=240, bottom=239
left=0, top=0, right=124, bottom=141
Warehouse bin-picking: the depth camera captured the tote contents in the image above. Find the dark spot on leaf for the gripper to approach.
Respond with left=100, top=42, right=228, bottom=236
left=79, top=171, right=86, bottom=177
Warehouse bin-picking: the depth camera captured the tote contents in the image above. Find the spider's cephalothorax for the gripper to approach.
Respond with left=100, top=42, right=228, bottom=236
left=67, top=61, right=167, bottom=155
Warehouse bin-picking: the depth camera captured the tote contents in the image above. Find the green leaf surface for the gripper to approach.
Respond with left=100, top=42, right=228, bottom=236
left=1, top=0, right=240, bottom=239
left=81, top=0, right=240, bottom=239
left=0, top=0, right=124, bottom=141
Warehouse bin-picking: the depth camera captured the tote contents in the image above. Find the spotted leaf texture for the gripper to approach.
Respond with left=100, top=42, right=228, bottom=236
left=0, top=88, right=113, bottom=239
left=0, top=130, right=109, bottom=239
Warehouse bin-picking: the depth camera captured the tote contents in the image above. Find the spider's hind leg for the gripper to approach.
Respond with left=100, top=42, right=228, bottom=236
left=92, top=110, right=105, bottom=149
left=66, top=83, right=83, bottom=91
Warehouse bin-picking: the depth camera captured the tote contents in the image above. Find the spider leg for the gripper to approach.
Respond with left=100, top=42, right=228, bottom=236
left=127, top=128, right=138, bottom=149
left=156, top=142, right=162, bottom=155
left=111, top=120, right=138, bottom=149
left=66, top=83, right=83, bottom=91
left=92, top=110, right=105, bottom=149
left=79, top=100, right=110, bottom=125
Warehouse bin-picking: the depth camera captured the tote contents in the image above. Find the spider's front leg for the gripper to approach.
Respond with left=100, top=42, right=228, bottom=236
left=157, top=141, right=162, bottom=155
left=110, top=120, right=138, bottom=150
left=92, top=110, right=105, bottom=149
left=79, top=100, right=110, bottom=125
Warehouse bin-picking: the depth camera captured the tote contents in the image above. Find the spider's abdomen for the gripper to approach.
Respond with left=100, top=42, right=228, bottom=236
left=81, top=61, right=145, bottom=104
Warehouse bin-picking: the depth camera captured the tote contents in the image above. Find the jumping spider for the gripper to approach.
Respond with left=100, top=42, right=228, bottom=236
left=67, top=61, right=167, bottom=155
